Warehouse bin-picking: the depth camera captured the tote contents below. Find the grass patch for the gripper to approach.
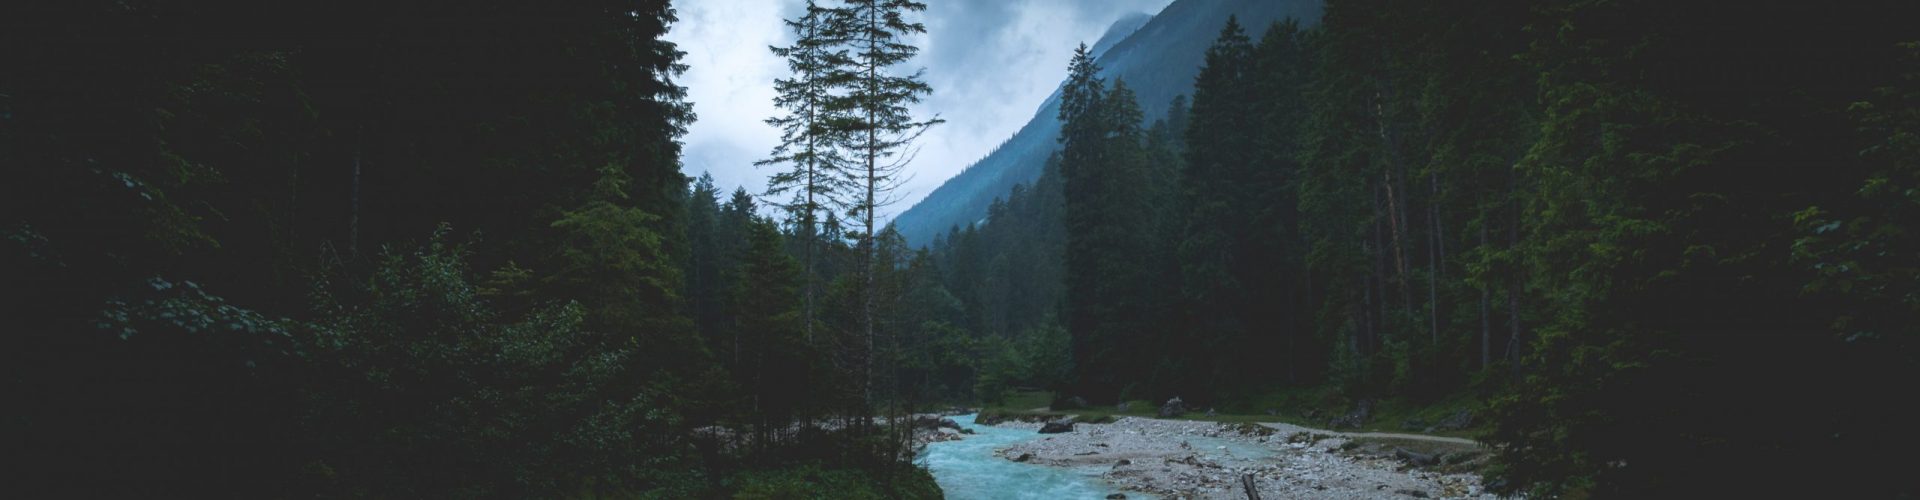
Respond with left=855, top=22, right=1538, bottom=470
left=1071, top=414, right=1116, bottom=424
left=982, top=389, right=1054, bottom=412
left=1355, top=392, right=1485, bottom=438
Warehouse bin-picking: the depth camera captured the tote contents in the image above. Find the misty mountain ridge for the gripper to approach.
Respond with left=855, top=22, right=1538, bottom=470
left=892, top=0, right=1323, bottom=246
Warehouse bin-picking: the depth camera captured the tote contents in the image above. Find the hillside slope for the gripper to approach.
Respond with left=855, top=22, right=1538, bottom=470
left=893, top=0, right=1322, bottom=246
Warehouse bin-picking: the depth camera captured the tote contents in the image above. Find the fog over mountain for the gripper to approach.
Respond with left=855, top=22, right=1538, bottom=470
left=891, top=0, right=1324, bottom=245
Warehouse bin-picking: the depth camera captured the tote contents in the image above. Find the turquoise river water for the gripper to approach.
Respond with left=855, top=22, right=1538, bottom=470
left=918, top=414, right=1126, bottom=499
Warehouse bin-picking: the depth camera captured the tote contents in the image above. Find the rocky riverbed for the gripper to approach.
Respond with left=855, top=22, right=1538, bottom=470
left=983, top=416, right=1499, bottom=499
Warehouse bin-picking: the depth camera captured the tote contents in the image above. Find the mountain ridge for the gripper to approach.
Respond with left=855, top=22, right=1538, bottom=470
left=892, top=0, right=1324, bottom=246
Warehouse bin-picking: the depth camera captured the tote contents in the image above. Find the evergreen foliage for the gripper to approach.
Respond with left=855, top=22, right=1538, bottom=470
left=1, top=0, right=942, bottom=496
left=934, top=1, right=1920, bottom=496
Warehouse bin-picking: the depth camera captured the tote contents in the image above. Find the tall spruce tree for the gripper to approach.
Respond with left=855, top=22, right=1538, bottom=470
left=1178, top=16, right=1281, bottom=397
left=825, top=0, right=941, bottom=409
left=1248, top=19, right=1313, bottom=385
left=1056, top=44, right=1165, bottom=403
left=761, top=1, right=852, bottom=341
left=1057, top=44, right=1111, bottom=401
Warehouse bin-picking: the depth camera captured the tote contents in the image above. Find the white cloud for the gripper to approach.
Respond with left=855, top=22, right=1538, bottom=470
left=667, top=0, right=1175, bottom=219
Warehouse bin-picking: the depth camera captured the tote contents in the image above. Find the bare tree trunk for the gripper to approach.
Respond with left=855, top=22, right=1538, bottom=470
left=1374, top=86, right=1413, bottom=319
left=802, top=18, right=819, bottom=344
left=1355, top=270, right=1368, bottom=359
left=1372, top=183, right=1391, bottom=351
left=804, top=203, right=816, bottom=341
left=1505, top=164, right=1523, bottom=376
left=1428, top=170, right=1443, bottom=349
left=1479, top=214, right=1491, bottom=370
left=1384, top=170, right=1410, bottom=304
left=349, top=128, right=362, bottom=261
left=861, top=3, right=879, bottom=422
left=1296, top=240, right=1312, bottom=385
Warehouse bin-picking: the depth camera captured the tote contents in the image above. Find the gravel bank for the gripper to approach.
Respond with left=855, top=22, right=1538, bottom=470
left=988, top=416, right=1498, bottom=499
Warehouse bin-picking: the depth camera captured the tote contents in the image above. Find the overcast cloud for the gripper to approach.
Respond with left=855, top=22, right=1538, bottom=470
left=668, top=0, right=1174, bottom=220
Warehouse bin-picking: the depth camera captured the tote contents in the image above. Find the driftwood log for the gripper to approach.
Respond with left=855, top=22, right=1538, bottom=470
left=1241, top=474, right=1262, bottom=500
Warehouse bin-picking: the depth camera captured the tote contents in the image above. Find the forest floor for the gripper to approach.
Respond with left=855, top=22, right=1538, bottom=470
left=984, top=416, right=1497, bottom=499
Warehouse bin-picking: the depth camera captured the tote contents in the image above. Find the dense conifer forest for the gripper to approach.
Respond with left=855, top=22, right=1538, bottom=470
left=5, top=0, right=1918, bottom=498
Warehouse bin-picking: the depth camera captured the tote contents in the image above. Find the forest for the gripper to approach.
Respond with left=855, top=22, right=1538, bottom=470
left=5, top=0, right=1919, bottom=498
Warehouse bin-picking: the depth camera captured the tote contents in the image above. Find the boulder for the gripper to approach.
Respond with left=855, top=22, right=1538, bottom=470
left=1205, top=408, right=1217, bottom=417
left=1433, top=409, right=1475, bottom=431
left=1394, top=489, right=1431, bottom=498
left=1159, top=397, right=1188, bottom=418
left=1394, top=447, right=1439, bottom=467
left=1039, top=420, right=1075, bottom=434
left=1401, top=418, right=1427, bottom=431
left=1106, top=494, right=1128, bottom=499
left=912, top=415, right=962, bottom=430
left=1327, top=399, right=1374, bottom=429
left=1116, top=401, right=1132, bottom=413
left=1012, top=452, right=1034, bottom=462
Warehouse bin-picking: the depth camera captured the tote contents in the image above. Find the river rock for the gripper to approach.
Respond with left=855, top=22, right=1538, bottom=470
left=913, top=415, right=962, bottom=430
left=1159, top=397, right=1187, bottom=418
left=1106, top=494, right=1127, bottom=499
left=1433, top=409, right=1474, bottom=431
left=1328, top=399, right=1373, bottom=429
left=1039, top=420, right=1075, bottom=434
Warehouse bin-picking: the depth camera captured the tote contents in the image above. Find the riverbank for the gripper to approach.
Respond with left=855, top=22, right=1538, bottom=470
left=983, top=416, right=1497, bottom=499
left=921, top=414, right=1127, bottom=499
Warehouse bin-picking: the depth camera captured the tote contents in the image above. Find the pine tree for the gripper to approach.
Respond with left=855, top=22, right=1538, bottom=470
left=1057, top=44, right=1111, bottom=400
left=730, top=216, right=807, bottom=448
left=823, top=0, right=942, bottom=411
left=761, top=1, right=853, bottom=342
left=686, top=174, right=728, bottom=345
left=1249, top=19, right=1313, bottom=385
left=1177, top=16, right=1273, bottom=396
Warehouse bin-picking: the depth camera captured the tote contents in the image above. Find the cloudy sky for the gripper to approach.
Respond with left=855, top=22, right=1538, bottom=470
left=668, top=0, right=1174, bottom=219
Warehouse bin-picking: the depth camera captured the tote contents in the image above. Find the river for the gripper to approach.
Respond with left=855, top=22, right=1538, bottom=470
left=919, top=414, right=1132, bottom=499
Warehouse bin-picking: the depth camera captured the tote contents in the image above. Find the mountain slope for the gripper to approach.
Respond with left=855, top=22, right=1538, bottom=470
left=893, top=0, right=1323, bottom=246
